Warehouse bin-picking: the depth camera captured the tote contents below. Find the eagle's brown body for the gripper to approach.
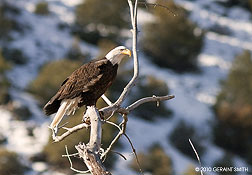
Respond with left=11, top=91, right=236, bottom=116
left=43, top=57, right=118, bottom=116
left=44, top=46, right=131, bottom=137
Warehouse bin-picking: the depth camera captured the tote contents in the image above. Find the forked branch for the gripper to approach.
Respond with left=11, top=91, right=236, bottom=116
left=53, top=123, right=89, bottom=143
left=100, top=95, right=175, bottom=119
left=75, top=106, right=111, bottom=175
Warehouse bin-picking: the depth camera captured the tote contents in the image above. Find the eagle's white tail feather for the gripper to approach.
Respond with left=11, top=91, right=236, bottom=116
left=66, top=98, right=80, bottom=115
left=50, top=100, right=69, bottom=129
left=49, top=97, right=81, bottom=131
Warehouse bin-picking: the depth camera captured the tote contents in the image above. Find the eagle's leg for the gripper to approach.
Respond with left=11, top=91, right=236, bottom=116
left=82, top=110, right=91, bottom=125
left=49, top=100, right=69, bottom=138
left=51, top=127, right=58, bottom=139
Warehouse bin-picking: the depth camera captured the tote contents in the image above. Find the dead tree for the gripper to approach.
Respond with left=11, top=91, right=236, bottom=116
left=53, top=0, right=174, bottom=174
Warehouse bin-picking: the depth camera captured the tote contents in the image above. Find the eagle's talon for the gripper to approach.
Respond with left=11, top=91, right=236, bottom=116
left=82, top=116, right=91, bottom=125
left=51, top=127, right=58, bottom=139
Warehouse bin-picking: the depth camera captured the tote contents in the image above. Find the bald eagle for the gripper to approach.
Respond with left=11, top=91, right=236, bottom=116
left=43, top=46, right=131, bottom=137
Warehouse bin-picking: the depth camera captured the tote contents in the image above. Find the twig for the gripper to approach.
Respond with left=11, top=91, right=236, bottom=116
left=111, top=150, right=127, bottom=160
left=58, top=122, right=69, bottom=130
left=126, top=95, right=175, bottom=112
left=102, top=94, right=113, bottom=106
left=104, top=115, right=143, bottom=174
left=124, top=133, right=144, bottom=175
left=100, top=95, right=174, bottom=119
left=189, top=139, right=204, bottom=175
left=64, top=145, right=90, bottom=174
left=101, top=115, right=127, bottom=160
left=112, top=0, right=139, bottom=106
left=128, top=0, right=134, bottom=29
left=76, top=142, right=111, bottom=175
left=142, top=0, right=149, bottom=10
left=138, top=2, right=177, bottom=16
left=53, top=123, right=90, bottom=143
left=105, top=110, right=116, bottom=121
left=62, top=152, right=79, bottom=157
left=105, top=120, right=122, bottom=132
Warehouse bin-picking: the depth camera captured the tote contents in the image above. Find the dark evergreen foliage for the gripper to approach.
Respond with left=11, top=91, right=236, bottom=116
left=66, top=37, right=87, bottom=62
left=2, top=47, right=28, bottom=65
left=169, top=120, right=205, bottom=159
left=110, top=73, right=172, bottom=121
left=73, top=0, right=129, bottom=44
left=131, top=75, right=172, bottom=120
left=213, top=50, right=252, bottom=164
left=34, top=2, right=50, bottom=15
left=29, top=59, right=82, bottom=106
left=12, top=104, right=32, bottom=120
left=142, top=0, right=204, bottom=72
left=130, top=143, right=173, bottom=175
left=213, top=153, right=236, bottom=175
left=0, top=1, right=22, bottom=40
left=0, top=50, right=11, bottom=105
left=0, top=133, right=7, bottom=145
left=0, top=148, right=26, bottom=175
left=217, top=0, right=252, bottom=12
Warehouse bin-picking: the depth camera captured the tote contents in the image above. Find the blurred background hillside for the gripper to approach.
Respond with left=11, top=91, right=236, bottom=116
left=0, top=0, right=252, bottom=174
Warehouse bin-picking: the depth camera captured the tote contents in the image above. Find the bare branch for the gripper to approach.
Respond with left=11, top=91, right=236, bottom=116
left=101, top=115, right=128, bottom=160
left=64, top=145, right=90, bottom=174
left=87, top=106, right=102, bottom=152
left=76, top=143, right=111, bottom=175
left=126, top=95, right=175, bottom=112
left=110, top=150, right=127, bottom=160
left=189, top=139, right=204, bottom=175
left=133, top=0, right=139, bottom=24
left=138, top=1, right=177, bottom=16
left=60, top=107, right=111, bottom=175
left=53, top=123, right=89, bottom=143
left=105, top=110, right=116, bottom=121
left=100, top=95, right=174, bottom=119
left=104, top=120, right=122, bottom=132
left=102, top=94, right=113, bottom=106
left=112, top=0, right=139, bottom=106
left=62, top=152, right=79, bottom=157
left=128, top=0, right=134, bottom=27
left=124, top=133, right=143, bottom=175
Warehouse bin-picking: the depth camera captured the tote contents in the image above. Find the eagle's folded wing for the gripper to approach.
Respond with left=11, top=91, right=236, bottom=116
left=43, top=58, right=108, bottom=115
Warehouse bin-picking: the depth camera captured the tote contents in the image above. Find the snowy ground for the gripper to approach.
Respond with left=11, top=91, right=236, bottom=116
left=1, top=0, right=252, bottom=174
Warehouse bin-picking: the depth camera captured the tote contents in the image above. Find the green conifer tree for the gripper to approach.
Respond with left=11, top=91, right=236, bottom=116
left=142, top=0, right=203, bottom=72
left=213, top=50, right=252, bottom=164
left=74, top=0, right=129, bottom=44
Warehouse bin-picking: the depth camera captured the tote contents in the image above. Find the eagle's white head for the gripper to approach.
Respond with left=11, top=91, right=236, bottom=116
left=105, top=46, right=131, bottom=65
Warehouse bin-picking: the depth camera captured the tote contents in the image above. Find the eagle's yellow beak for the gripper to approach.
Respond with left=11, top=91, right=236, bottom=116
left=121, top=49, right=132, bottom=57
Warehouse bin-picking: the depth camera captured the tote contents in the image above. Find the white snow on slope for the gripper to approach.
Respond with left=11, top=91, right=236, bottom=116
left=0, top=107, right=49, bottom=155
